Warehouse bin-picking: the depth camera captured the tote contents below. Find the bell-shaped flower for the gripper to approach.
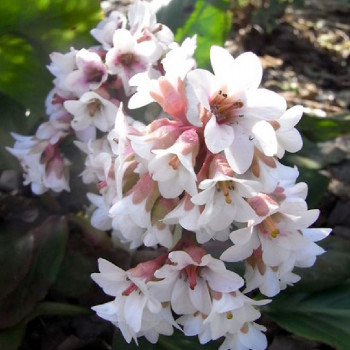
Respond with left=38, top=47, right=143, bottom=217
left=91, top=258, right=178, bottom=344
left=105, top=29, right=161, bottom=95
left=64, top=49, right=108, bottom=95
left=148, top=129, right=199, bottom=198
left=64, top=91, right=118, bottom=132
left=149, top=247, right=244, bottom=316
left=90, top=10, right=127, bottom=50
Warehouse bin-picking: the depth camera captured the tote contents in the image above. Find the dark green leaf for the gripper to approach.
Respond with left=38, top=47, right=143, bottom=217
left=175, top=0, right=232, bottom=68
left=284, top=138, right=331, bottom=208
left=0, top=323, right=26, bottom=350
left=0, top=230, right=34, bottom=300
left=295, top=167, right=329, bottom=208
left=0, top=301, right=89, bottom=350
left=156, top=0, right=196, bottom=33
left=0, top=216, right=68, bottom=328
left=286, top=137, right=346, bottom=170
left=266, top=282, right=350, bottom=350
left=0, top=0, right=102, bottom=115
left=299, top=113, right=350, bottom=142
left=53, top=251, right=96, bottom=298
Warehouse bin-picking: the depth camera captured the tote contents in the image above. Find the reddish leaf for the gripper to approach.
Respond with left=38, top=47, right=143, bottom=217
left=0, top=216, right=68, bottom=328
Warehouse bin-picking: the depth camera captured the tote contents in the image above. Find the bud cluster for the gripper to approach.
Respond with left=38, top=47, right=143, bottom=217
left=7, top=1, right=331, bottom=349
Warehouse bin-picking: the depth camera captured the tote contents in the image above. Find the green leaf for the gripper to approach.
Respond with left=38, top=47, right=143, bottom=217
left=266, top=282, right=350, bottom=350
left=0, top=230, right=34, bottom=300
left=0, top=216, right=68, bottom=328
left=0, top=301, right=89, bottom=350
left=293, top=236, right=350, bottom=292
left=53, top=250, right=96, bottom=298
left=299, top=112, right=350, bottom=142
left=0, top=323, right=26, bottom=350
left=156, top=0, right=196, bottom=33
left=295, top=166, right=329, bottom=208
left=175, top=0, right=232, bottom=68
left=0, top=0, right=102, bottom=116
left=286, top=137, right=346, bottom=170
left=284, top=138, right=331, bottom=208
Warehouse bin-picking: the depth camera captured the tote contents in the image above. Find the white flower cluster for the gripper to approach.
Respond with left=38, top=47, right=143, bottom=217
left=8, top=1, right=331, bottom=349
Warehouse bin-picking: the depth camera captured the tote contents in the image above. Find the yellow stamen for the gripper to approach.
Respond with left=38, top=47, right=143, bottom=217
left=88, top=99, right=101, bottom=116
left=264, top=216, right=280, bottom=238
left=219, top=181, right=232, bottom=204
left=168, top=155, right=180, bottom=170
left=226, top=311, right=233, bottom=320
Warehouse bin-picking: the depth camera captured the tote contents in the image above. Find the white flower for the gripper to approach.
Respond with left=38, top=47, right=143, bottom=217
left=105, top=29, right=161, bottom=95
left=128, top=0, right=174, bottom=48
left=92, top=258, right=178, bottom=344
left=187, top=46, right=287, bottom=174
left=47, top=48, right=77, bottom=91
left=128, top=36, right=196, bottom=112
left=7, top=132, right=70, bottom=194
left=149, top=249, right=244, bottom=316
left=64, top=91, right=118, bottom=132
left=91, top=11, right=127, bottom=50
left=272, top=105, right=304, bottom=158
left=221, top=199, right=331, bottom=296
left=191, top=155, right=260, bottom=234
left=219, top=323, right=267, bottom=350
left=178, top=291, right=268, bottom=347
left=148, top=129, right=199, bottom=198
left=64, top=49, right=108, bottom=95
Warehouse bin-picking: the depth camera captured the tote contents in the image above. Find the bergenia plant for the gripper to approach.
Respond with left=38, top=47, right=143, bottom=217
left=7, top=1, right=331, bottom=349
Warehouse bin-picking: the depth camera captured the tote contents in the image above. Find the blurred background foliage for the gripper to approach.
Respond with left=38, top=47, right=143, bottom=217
left=0, top=0, right=350, bottom=349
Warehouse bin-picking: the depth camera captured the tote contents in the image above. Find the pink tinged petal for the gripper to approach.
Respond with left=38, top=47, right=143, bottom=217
left=228, top=52, right=263, bottom=91
left=204, top=115, right=234, bottom=153
left=225, top=127, right=254, bottom=174
left=252, top=120, right=277, bottom=156
left=150, top=77, right=188, bottom=121
left=190, top=278, right=212, bottom=314
left=245, top=88, right=287, bottom=119
left=202, top=268, right=244, bottom=293
left=302, top=228, right=332, bottom=242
